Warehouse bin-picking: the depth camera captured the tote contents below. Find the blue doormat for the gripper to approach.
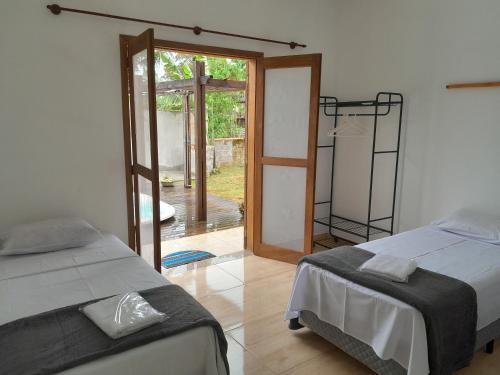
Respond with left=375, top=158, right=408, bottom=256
left=162, top=250, right=216, bottom=269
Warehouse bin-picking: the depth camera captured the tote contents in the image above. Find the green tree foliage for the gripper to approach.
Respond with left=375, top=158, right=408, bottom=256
left=155, top=51, right=246, bottom=139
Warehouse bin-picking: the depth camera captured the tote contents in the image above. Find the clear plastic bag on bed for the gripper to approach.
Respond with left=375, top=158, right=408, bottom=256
left=80, top=292, right=168, bottom=339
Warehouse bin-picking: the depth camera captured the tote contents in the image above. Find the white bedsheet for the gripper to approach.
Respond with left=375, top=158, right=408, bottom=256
left=0, top=256, right=168, bottom=324
left=0, top=235, right=227, bottom=375
left=361, top=226, right=500, bottom=330
left=0, top=234, right=135, bottom=281
left=286, top=226, right=500, bottom=375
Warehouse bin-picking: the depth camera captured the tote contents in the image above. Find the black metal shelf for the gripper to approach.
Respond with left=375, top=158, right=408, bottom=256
left=314, top=215, right=390, bottom=237
left=314, top=92, right=403, bottom=244
left=321, top=100, right=402, bottom=108
left=313, top=235, right=353, bottom=250
left=320, top=93, right=402, bottom=117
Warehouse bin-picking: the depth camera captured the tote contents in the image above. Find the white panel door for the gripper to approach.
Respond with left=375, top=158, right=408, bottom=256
left=255, top=54, right=322, bottom=263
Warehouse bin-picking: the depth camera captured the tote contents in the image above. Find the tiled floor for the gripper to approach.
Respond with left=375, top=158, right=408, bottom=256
left=161, top=226, right=245, bottom=259
left=164, top=246, right=500, bottom=374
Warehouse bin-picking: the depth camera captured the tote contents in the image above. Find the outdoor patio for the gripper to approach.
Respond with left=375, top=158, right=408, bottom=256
left=160, top=181, right=243, bottom=241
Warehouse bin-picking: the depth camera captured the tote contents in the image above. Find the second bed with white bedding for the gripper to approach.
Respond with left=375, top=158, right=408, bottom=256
left=286, top=226, right=500, bottom=375
left=0, top=234, right=227, bottom=375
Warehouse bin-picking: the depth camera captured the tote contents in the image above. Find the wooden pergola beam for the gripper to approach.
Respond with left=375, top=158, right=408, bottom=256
left=205, top=78, right=247, bottom=91
left=156, top=77, right=246, bottom=94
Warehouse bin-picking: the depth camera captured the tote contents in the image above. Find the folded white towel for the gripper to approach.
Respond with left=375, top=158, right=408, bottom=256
left=358, top=254, right=417, bottom=283
left=81, top=292, right=168, bottom=339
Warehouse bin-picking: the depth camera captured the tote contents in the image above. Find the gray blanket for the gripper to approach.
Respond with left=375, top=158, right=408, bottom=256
left=299, top=246, right=477, bottom=375
left=0, top=285, right=229, bottom=375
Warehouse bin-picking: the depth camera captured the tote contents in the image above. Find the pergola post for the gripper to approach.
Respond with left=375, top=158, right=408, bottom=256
left=183, top=94, right=192, bottom=188
left=193, top=61, right=207, bottom=221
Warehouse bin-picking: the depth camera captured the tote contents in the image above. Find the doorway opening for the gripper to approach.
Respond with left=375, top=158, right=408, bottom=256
left=155, top=49, right=248, bottom=267
left=121, top=30, right=321, bottom=273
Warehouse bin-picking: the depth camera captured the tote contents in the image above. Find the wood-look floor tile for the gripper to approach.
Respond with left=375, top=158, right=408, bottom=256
left=218, top=255, right=296, bottom=283
left=457, top=349, right=500, bottom=375
left=165, top=264, right=242, bottom=298
left=210, top=227, right=244, bottom=241
left=196, top=271, right=296, bottom=331
left=161, top=228, right=244, bottom=258
left=284, top=347, right=374, bottom=375
left=226, top=336, right=276, bottom=375
left=245, top=328, right=333, bottom=374
left=196, top=285, right=283, bottom=331
left=227, top=311, right=289, bottom=348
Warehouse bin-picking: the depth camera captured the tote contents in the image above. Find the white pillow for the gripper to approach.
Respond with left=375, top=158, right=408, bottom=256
left=432, top=208, right=500, bottom=245
left=0, top=218, right=102, bottom=255
left=81, top=292, right=168, bottom=339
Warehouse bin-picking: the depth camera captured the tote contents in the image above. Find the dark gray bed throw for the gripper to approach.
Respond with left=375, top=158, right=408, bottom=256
left=0, top=285, right=229, bottom=375
left=299, top=246, right=477, bottom=375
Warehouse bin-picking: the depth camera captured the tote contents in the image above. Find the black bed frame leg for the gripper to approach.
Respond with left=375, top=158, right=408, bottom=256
left=288, top=318, right=304, bottom=330
left=485, top=340, right=495, bottom=354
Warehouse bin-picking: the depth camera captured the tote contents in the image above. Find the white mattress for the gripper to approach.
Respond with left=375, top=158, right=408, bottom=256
left=286, top=226, right=500, bottom=375
left=0, top=234, right=227, bottom=375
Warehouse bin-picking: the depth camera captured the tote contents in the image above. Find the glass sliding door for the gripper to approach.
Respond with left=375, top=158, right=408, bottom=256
left=126, top=29, right=161, bottom=271
left=254, top=54, right=322, bottom=263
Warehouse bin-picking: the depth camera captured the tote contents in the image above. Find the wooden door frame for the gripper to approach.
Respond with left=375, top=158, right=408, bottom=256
left=253, top=54, right=322, bottom=264
left=192, top=60, right=207, bottom=221
left=120, top=29, right=162, bottom=271
left=120, top=36, right=263, bottom=252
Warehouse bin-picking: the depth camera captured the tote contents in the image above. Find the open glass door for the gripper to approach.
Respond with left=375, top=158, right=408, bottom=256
left=254, top=54, right=321, bottom=263
left=126, top=29, right=161, bottom=271
left=193, top=60, right=208, bottom=221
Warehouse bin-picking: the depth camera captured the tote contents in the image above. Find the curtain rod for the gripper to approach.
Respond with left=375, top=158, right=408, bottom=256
left=46, top=4, right=306, bottom=49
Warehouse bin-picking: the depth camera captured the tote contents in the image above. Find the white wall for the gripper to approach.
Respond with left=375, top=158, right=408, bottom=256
left=2, top=0, right=499, bottom=242
left=0, top=0, right=336, bottom=241
left=157, top=111, right=184, bottom=170
left=325, top=0, right=500, bottom=232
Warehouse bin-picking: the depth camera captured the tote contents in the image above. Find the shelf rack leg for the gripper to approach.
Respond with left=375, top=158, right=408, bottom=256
left=366, top=96, right=381, bottom=241
left=390, top=94, right=404, bottom=235
left=328, top=97, right=339, bottom=243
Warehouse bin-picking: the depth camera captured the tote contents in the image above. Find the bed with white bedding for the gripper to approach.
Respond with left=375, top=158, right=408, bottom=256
left=286, top=224, right=500, bottom=375
left=0, top=233, right=227, bottom=375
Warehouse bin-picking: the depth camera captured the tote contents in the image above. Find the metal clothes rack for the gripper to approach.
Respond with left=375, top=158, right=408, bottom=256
left=314, top=92, right=403, bottom=248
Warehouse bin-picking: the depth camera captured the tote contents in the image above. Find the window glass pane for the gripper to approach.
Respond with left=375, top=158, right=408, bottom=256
left=137, top=176, right=154, bottom=267
left=263, top=67, right=311, bottom=159
left=262, top=165, right=306, bottom=251
left=133, top=50, right=151, bottom=168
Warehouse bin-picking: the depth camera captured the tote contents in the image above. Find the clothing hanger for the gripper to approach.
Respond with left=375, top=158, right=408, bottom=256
left=327, top=114, right=368, bottom=138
